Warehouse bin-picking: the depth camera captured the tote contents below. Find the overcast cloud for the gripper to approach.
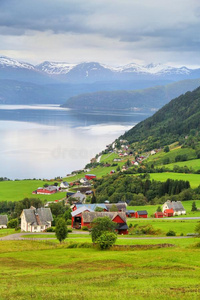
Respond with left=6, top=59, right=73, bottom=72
left=0, top=0, right=200, bottom=67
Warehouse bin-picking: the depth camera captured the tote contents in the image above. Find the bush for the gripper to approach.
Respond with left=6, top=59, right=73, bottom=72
left=67, top=228, right=72, bottom=233
left=7, top=218, right=18, bottom=229
left=46, top=227, right=55, bottom=232
left=82, top=226, right=89, bottom=231
left=166, top=230, right=176, bottom=236
left=96, top=232, right=117, bottom=250
left=66, top=219, right=72, bottom=225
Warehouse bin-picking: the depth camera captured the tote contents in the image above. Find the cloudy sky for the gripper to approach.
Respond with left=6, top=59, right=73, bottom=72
left=1, top=0, right=200, bottom=67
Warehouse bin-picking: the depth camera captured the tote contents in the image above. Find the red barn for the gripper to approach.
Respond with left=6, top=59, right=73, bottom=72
left=81, top=211, right=128, bottom=235
left=126, top=210, right=135, bottom=218
left=71, top=206, right=93, bottom=229
left=85, top=174, right=96, bottom=180
left=154, top=212, right=164, bottom=218
left=135, top=210, right=148, bottom=218
left=34, top=186, right=57, bottom=195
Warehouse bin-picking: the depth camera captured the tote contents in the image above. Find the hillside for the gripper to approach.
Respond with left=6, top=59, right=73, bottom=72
left=62, top=78, right=200, bottom=112
left=120, top=86, right=200, bottom=150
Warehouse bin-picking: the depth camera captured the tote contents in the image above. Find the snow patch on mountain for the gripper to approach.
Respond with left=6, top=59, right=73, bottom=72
left=36, top=61, right=77, bottom=74
left=0, top=56, right=34, bottom=70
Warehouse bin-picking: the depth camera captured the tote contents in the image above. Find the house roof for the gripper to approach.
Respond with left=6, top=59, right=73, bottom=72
left=75, top=203, right=107, bottom=211
left=126, top=210, right=135, bottom=214
left=105, top=203, right=127, bottom=211
left=137, top=210, right=148, bottom=215
left=164, top=201, right=185, bottom=212
left=22, top=207, right=53, bottom=226
left=82, top=211, right=127, bottom=223
left=117, top=223, right=129, bottom=230
left=164, top=208, right=174, bottom=214
left=0, top=215, right=8, bottom=225
left=38, top=186, right=57, bottom=191
left=72, top=191, right=86, bottom=202
left=71, top=206, right=93, bottom=217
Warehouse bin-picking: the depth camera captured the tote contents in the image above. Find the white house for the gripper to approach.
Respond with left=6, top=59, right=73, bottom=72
left=60, top=181, right=69, bottom=189
left=20, top=207, right=53, bottom=232
left=0, top=215, right=8, bottom=229
left=162, top=200, right=186, bottom=216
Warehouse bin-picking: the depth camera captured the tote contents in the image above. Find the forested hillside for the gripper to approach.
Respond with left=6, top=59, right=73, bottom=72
left=120, top=86, right=200, bottom=150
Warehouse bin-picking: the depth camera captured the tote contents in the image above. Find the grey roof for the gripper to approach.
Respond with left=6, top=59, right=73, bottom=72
left=82, top=211, right=127, bottom=223
left=165, top=201, right=185, bottom=212
left=71, top=206, right=93, bottom=217
left=105, top=203, right=127, bottom=211
left=137, top=210, right=148, bottom=215
left=72, top=192, right=86, bottom=202
left=0, top=215, right=8, bottom=226
left=75, top=203, right=107, bottom=211
left=22, top=207, right=53, bottom=226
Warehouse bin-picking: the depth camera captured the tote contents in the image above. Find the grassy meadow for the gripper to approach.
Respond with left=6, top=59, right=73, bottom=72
left=149, top=172, right=200, bottom=188
left=0, top=236, right=199, bottom=300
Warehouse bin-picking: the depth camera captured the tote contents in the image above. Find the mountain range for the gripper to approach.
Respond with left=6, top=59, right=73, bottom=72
left=1, top=55, right=200, bottom=106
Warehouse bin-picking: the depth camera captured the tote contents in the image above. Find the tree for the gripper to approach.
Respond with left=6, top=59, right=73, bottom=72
left=191, top=201, right=198, bottom=212
left=96, top=232, right=117, bottom=250
left=90, top=217, right=117, bottom=243
left=164, top=146, right=170, bottom=153
left=195, top=223, right=200, bottom=236
left=7, top=218, right=18, bottom=229
left=91, top=193, right=97, bottom=204
left=55, top=218, right=68, bottom=243
left=109, top=204, right=118, bottom=212
left=156, top=206, right=162, bottom=212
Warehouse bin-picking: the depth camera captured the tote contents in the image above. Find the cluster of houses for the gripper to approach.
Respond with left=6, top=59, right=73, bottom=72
left=0, top=200, right=187, bottom=233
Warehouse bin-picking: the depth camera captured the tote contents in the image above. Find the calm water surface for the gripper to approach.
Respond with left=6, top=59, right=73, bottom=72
left=0, top=105, right=150, bottom=179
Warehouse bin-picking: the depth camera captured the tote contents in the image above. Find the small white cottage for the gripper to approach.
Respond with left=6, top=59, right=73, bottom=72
left=0, top=215, right=8, bottom=229
left=20, top=207, right=53, bottom=232
left=162, top=200, right=186, bottom=216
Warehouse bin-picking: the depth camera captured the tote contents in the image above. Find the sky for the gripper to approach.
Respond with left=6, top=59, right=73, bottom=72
left=0, top=0, right=200, bottom=67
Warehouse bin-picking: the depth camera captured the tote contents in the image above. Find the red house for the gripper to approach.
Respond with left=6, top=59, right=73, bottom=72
left=71, top=206, right=93, bottom=229
left=154, top=211, right=164, bottom=218
left=164, top=209, right=174, bottom=217
left=81, top=211, right=128, bottom=235
left=135, top=210, right=148, bottom=218
left=85, top=174, right=96, bottom=180
left=33, top=186, right=57, bottom=195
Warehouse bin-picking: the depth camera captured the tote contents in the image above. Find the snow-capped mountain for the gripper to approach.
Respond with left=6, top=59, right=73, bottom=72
left=0, top=56, right=35, bottom=70
left=0, top=55, right=200, bottom=84
left=36, top=61, right=77, bottom=75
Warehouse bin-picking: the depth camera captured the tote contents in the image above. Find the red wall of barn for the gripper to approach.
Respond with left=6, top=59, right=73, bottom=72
left=135, top=212, right=147, bottom=218
left=112, top=215, right=124, bottom=223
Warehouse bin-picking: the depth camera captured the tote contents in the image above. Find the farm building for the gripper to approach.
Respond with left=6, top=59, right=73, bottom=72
left=154, top=212, right=164, bottom=218
left=72, top=203, right=107, bottom=212
left=0, top=215, right=8, bottom=229
left=71, top=191, right=86, bottom=203
left=135, top=210, right=148, bottom=218
left=126, top=210, right=135, bottom=218
left=85, top=174, right=96, bottom=180
left=72, top=211, right=128, bottom=234
left=20, top=207, right=53, bottom=232
left=105, top=203, right=127, bottom=212
left=164, top=209, right=174, bottom=217
left=71, top=206, right=93, bottom=228
left=33, top=186, right=57, bottom=195
left=162, top=200, right=186, bottom=216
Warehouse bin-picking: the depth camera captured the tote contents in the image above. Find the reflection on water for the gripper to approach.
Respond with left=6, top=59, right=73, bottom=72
left=0, top=105, right=151, bottom=179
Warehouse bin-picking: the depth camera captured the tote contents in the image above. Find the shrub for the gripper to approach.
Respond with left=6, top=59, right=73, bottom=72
left=82, top=226, right=89, bottom=231
left=46, top=227, right=55, bottom=232
left=96, top=232, right=117, bottom=250
left=66, top=219, right=72, bottom=225
left=7, top=218, right=18, bottom=229
left=166, top=230, right=176, bottom=236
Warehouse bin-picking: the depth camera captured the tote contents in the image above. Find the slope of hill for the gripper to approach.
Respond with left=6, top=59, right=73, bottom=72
left=62, top=78, right=200, bottom=112
left=120, top=86, right=200, bottom=150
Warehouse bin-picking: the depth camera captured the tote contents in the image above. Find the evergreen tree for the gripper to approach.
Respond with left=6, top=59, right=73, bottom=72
left=191, top=201, right=197, bottom=211
left=91, top=193, right=97, bottom=203
left=55, top=218, right=68, bottom=243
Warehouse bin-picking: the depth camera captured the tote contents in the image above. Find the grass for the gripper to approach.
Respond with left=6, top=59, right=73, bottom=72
left=164, top=158, right=200, bottom=171
left=146, top=147, right=197, bottom=166
left=149, top=172, right=200, bottom=188
left=0, top=238, right=200, bottom=299
left=0, top=180, right=66, bottom=202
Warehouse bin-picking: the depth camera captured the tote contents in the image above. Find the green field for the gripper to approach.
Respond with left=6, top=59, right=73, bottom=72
left=0, top=180, right=66, bottom=202
left=0, top=237, right=199, bottom=300
left=150, top=172, right=200, bottom=188
left=165, top=158, right=200, bottom=171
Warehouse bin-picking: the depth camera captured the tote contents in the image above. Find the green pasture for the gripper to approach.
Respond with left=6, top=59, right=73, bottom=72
left=0, top=238, right=199, bottom=300
left=164, top=158, right=200, bottom=171
left=147, top=147, right=196, bottom=165
left=149, top=172, right=200, bottom=188
left=0, top=180, right=66, bottom=202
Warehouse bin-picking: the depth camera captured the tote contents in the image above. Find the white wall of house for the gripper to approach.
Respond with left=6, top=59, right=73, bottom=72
left=0, top=225, right=7, bottom=229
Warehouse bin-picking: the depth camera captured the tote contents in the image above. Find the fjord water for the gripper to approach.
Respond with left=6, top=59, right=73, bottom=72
left=0, top=105, right=150, bottom=179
